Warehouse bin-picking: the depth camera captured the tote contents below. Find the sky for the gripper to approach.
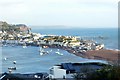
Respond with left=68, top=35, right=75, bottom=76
left=0, top=0, right=119, bottom=28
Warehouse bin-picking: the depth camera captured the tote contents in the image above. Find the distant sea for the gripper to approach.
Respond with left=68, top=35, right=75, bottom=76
left=1, top=28, right=118, bottom=73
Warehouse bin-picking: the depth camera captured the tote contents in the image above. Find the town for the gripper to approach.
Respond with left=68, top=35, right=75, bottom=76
left=0, top=21, right=104, bottom=53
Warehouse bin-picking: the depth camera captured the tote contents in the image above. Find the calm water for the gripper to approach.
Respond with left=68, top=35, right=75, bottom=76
left=1, top=28, right=118, bottom=73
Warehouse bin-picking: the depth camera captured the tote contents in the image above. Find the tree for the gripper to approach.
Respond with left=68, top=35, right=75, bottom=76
left=73, top=65, right=120, bottom=80
left=88, top=65, right=120, bottom=80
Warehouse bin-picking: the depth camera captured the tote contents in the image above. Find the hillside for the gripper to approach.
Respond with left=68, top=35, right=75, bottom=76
left=0, top=21, right=30, bottom=33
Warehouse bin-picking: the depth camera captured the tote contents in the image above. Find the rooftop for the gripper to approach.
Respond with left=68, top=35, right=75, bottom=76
left=59, top=62, right=108, bottom=74
left=0, top=72, right=48, bottom=80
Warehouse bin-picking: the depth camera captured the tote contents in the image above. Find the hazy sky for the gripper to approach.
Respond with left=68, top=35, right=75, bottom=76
left=0, top=0, right=119, bottom=28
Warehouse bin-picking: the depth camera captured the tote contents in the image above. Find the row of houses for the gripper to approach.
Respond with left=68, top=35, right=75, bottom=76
left=0, top=62, right=108, bottom=80
left=0, top=30, right=104, bottom=51
left=49, top=62, right=108, bottom=79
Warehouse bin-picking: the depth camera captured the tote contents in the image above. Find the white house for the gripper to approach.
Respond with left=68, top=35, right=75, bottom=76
left=49, top=66, right=66, bottom=79
left=49, top=62, right=107, bottom=79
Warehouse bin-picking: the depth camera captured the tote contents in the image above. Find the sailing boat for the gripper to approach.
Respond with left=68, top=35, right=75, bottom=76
left=39, top=47, right=48, bottom=56
left=39, top=47, right=43, bottom=56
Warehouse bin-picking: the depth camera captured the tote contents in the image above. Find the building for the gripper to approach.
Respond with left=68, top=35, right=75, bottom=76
left=0, top=72, right=48, bottom=80
left=49, top=62, right=107, bottom=79
left=49, top=66, right=66, bottom=79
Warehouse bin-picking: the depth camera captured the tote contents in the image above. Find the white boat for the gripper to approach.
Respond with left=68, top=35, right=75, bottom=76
left=55, top=51, right=63, bottom=56
left=39, top=47, right=49, bottom=56
left=50, top=49, right=52, bottom=52
left=39, top=47, right=43, bottom=56
left=47, top=51, right=49, bottom=53
left=57, top=49, right=60, bottom=51
left=42, top=46, right=48, bottom=48
left=39, top=47, right=42, bottom=52
left=23, top=44, right=27, bottom=48
left=40, top=52, right=43, bottom=56
left=13, top=61, right=16, bottom=64
left=39, top=47, right=45, bottom=53
left=4, top=44, right=7, bottom=47
left=23, top=46, right=27, bottom=48
left=4, top=57, right=7, bottom=61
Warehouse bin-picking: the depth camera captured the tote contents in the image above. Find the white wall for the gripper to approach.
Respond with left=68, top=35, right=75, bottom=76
left=49, top=66, right=66, bottom=79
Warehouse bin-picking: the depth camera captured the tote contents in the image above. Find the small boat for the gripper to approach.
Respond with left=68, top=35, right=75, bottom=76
left=55, top=52, right=63, bottom=56
left=50, top=49, right=52, bottom=52
left=4, top=57, right=7, bottom=61
left=42, top=46, right=48, bottom=48
left=8, top=67, right=16, bottom=70
left=57, top=49, right=60, bottom=51
left=23, top=45, right=27, bottom=48
left=23, top=43, right=27, bottom=48
left=13, top=61, right=16, bottom=64
left=4, top=44, right=7, bottom=47
left=39, top=47, right=49, bottom=56
left=40, top=51, right=49, bottom=56
left=47, top=51, right=49, bottom=53
left=40, top=52, right=43, bottom=56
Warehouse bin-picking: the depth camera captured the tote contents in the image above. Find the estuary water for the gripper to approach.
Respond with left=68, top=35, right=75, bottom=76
left=1, top=28, right=118, bottom=73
